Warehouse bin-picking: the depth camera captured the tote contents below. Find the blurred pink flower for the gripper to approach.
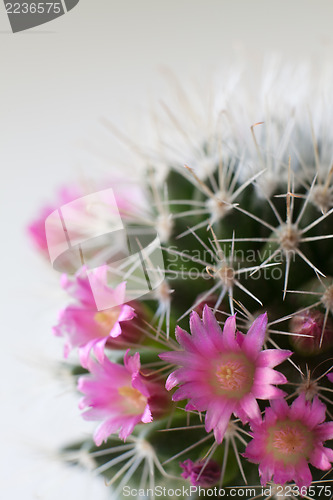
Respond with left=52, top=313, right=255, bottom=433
left=78, top=350, right=166, bottom=444
left=27, top=186, right=81, bottom=254
left=244, top=394, right=333, bottom=488
left=27, top=179, right=148, bottom=260
left=160, top=306, right=291, bottom=443
left=53, top=266, right=135, bottom=367
left=180, top=459, right=220, bottom=487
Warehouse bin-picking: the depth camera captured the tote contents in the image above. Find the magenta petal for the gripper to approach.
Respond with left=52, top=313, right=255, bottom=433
left=165, top=371, right=180, bottom=391
left=93, top=418, right=122, bottom=446
left=185, top=402, right=197, bottom=411
left=323, top=446, right=333, bottom=462
left=270, top=397, right=289, bottom=417
left=118, top=304, right=135, bottom=322
left=165, top=368, right=193, bottom=390
left=141, top=405, right=153, bottom=424
left=118, top=417, right=139, bottom=441
left=273, top=463, right=294, bottom=486
left=93, top=338, right=108, bottom=364
left=290, top=392, right=307, bottom=420
left=175, top=326, right=199, bottom=353
left=205, top=400, right=228, bottom=432
left=303, top=397, right=327, bottom=427
left=187, top=396, right=212, bottom=411
left=159, top=351, right=196, bottom=366
left=202, top=305, right=224, bottom=350
left=205, top=399, right=234, bottom=443
left=110, top=321, right=122, bottom=338
left=172, top=382, right=207, bottom=402
left=254, top=367, right=287, bottom=386
left=244, top=438, right=264, bottom=462
left=316, top=422, right=333, bottom=441
left=124, top=350, right=140, bottom=374
left=310, top=446, right=332, bottom=470
left=294, top=459, right=312, bottom=488
left=189, top=310, right=207, bottom=339
left=251, top=384, right=286, bottom=400
left=222, top=315, right=238, bottom=351
left=258, top=456, right=275, bottom=485
left=239, top=393, right=261, bottom=422
left=242, top=313, right=268, bottom=359
left=214, top=412, right=233, bottom=443
left=190, top=310, right=216, bottom=354
left=257, top=348, right=292, bottom=368
left=79, top=339, right=97, bottom=368
left=113, top=281, right=126, bottom=305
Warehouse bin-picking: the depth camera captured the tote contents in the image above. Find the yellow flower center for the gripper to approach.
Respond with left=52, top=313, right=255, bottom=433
left=94, top=308, right=120, bottom=335
left=214, top=354, right=254, bottom=398
left=118, top=386, right=147, bottom=412
left=216, top=361, right=247, bottom=390
left=267, top=420, right=313, bottom=464
left=273, top=426, right=306, bottom=454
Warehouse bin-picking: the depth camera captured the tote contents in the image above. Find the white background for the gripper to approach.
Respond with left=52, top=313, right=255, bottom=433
left=1, top=1, right=333, bottom=498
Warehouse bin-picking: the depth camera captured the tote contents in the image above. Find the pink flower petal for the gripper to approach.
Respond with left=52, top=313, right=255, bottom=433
left=202, top=305, right=225, bottom=350
left=239, top=393, right=261, bottom=422
left=118, top=304, right=136, bottom=322
left=141, top=405, right=153, bottom=424
left=79, top=339, right=99, bottom=368
left=93, top=338, right=108, bottom=364
left=175, top=326, right=200, bottom=353
left=254, top=367, right=287, bottom=386
left=251, top=384, right=286, bottom=400
left=316, top=422, right=333, bottom=441
left=242, top=313, right=268, bottom=359
left=309, top=446, right=331, bottom=470
left=110, top=321, right=122, bottom=338
left=294, top=459, right=312, bottom=488
left=221, top=314, right=239, bottom=351
left=256, top=348, right=292, bottom=368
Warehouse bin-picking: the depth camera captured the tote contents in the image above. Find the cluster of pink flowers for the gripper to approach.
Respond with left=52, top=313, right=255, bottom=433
left=28, top=185, right=333, bottom=491
left=160, top=306, right=333, bottom=488
left=51, top=265, right=170, bottom=444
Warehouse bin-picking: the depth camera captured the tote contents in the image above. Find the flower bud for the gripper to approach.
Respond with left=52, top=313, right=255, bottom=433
left=180, top=459, right=220, bottom=487
left=289, top=309, right=333, bottom=355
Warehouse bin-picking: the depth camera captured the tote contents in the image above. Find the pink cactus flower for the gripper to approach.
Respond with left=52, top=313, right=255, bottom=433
left=78, top=350, right=166, bottom=444
left=327, top=372, right=333, bottom=383
left=244, top=394, right=333, bottom=488
left=159, top=306, right=291, bottom=443
left=180, top=459, right=220, bottom=487
left=27, top=180, right=148, bottom=261
left=27, top=186, right=81, bottom=255
left=53, top=266, right=135, bottom=367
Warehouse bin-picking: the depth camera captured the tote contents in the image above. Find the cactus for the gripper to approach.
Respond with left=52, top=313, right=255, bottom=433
left=29, top=65, right=333, bottom=499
